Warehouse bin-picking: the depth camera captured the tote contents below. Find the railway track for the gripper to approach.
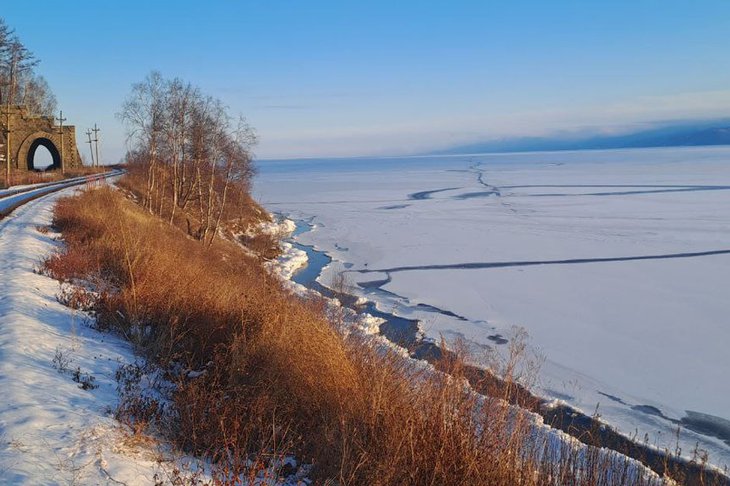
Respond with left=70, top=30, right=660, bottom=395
left=0, top=170, right=124, bottom=221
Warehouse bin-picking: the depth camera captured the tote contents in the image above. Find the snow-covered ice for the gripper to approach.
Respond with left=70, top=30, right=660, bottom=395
left=255, top=146, right=730, bottom=469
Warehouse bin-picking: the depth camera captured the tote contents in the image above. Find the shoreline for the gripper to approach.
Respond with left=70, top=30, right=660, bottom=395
left=277, top=215, right=729, bottom=485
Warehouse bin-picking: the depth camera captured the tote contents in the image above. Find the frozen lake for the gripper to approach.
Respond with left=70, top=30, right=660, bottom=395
left=254, top=146, right=730, bottom=468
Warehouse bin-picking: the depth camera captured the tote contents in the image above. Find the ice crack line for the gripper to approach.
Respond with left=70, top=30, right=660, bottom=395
left=467, top=162, right=501, bottom=195
left=356, top=249, right=730, bottom=274
left=499, top=184, right=730, bottom=197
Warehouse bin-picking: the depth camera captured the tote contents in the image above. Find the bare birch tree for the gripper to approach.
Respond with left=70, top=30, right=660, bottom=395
left=118, top=71, right=166, bottom=212
left=118, top=72, right=257, bottom=247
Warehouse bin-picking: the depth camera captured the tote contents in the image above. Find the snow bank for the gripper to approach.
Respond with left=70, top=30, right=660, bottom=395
left=0, top=188, right=210, bottom=484
left=257, top=217, right=296, bottom=237
left=267, top=241, right=308, bottom=280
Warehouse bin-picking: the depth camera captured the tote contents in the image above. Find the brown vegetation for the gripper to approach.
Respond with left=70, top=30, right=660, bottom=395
left=0, top=166, right=108, bottom=190
left=42, top=182, right=687, bottom=485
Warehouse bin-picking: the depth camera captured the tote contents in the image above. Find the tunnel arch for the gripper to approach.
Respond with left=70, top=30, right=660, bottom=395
left=27, top=138, right=62, bottom=171
left=17, top=131, right=64, bottom=172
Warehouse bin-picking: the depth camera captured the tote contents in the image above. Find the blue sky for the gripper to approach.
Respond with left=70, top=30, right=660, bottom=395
left=3, top=1, right=730, bottom=160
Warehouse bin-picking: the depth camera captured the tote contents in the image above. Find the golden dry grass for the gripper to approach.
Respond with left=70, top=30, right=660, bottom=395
left=43, top=184, right=706, bottom=485
left=0, top=166, right=108, bottom=189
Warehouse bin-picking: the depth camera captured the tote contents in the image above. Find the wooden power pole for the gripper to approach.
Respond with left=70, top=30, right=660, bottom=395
left=56, top=110, right=67, bottom=173
left=3, top=90, right=11, bottom=187
left=85, top=129, right=95, bottom=167
left=2, top=111, right=9, bottom=187
left=92, top=123, right=100, bottom=168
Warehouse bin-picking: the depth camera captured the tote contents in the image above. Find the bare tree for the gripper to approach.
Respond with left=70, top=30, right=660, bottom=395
left=0, top=19, right=13, bottom=105
left=118, top=72, right=257, bottom=248
left=118, top=71, right=166, bottom=212
left=5, top=38, right=38, bottom=105
left=205, top=116, right=256, bottom=246
left=19, top=73, right=57, bottom=116
left=163, top=78, right=198, bottom=223
left=0, top=17, right=56, bottom=116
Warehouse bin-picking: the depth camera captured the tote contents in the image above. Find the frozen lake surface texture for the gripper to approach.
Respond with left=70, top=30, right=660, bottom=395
left=255, top=146, right=730, bottom=469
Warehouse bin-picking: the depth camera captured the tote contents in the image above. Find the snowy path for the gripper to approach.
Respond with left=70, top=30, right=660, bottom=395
left=0, top=188, right=187, bottom=484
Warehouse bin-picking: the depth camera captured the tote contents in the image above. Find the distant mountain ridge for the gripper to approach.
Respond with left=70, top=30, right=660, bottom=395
left=434, top=120, right=730, bottom=155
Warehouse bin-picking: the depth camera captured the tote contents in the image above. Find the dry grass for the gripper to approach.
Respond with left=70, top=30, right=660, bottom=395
left=0, top=166, right=107, bottom=189
left=44, top=184, right=718, bottom=485
left=116, top=160, right=270, bottom=253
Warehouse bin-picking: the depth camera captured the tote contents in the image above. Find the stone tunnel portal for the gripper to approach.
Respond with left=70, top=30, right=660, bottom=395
left=27, top=137, right=62, bottom=171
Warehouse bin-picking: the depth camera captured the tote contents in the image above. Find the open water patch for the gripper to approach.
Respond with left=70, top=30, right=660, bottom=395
left=682, top=411, right=730, bottom=447
left=407, top=187, right=461, bottom=200
left=286, top=221, right=422, bottom=350
left=487, top=334, right=509, bottom=345
left=452, top=191, right=499, bottom=200
left=414, top=302, right=469, bottom=321
left=631, top=404, right=673, bottom=421
left=598, top=391, right=628, bottom=405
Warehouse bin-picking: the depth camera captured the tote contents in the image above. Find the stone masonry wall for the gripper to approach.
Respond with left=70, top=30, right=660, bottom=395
left=0, top=105, right=82, bottom=171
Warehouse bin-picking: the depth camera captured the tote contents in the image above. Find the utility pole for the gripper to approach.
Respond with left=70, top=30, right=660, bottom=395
left=2, top=110, right=9, bottom=187
left=0, top=141, right=4, bottom=184
left=3, top=84, right=11, bottom=187
left=92, top=123, right=101, bottom=168
left=56, top=110, right=67, bottom=174
left=85, top=129, right=95, bottom=167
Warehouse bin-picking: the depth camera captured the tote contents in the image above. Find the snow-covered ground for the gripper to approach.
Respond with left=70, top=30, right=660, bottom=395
left=254, top=146, right=730, bottom=469
left=0, top=180, right=54, bottom=198
left=0, top=184, right=317, bottom=485
left=0, top=187, right=207, bottom=484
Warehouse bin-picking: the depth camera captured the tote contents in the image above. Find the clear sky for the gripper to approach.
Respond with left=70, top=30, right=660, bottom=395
left=3, top=1, right=730, bottom=160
